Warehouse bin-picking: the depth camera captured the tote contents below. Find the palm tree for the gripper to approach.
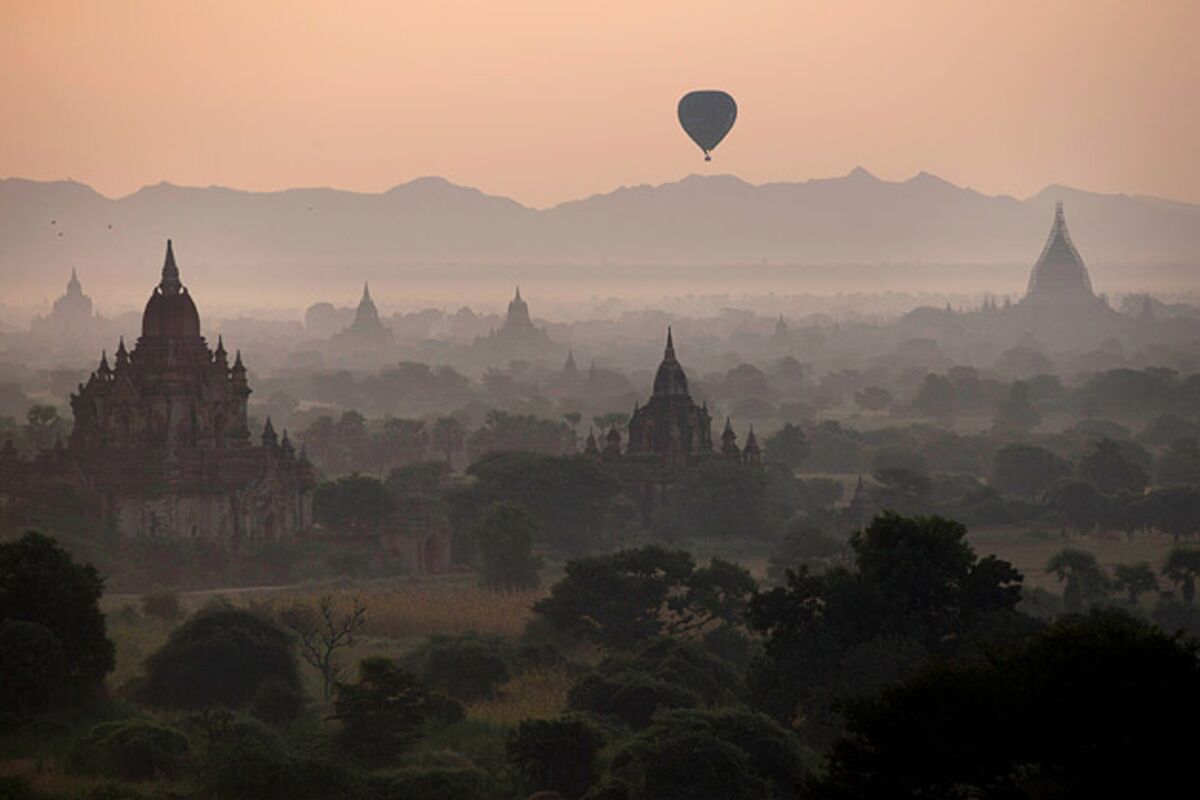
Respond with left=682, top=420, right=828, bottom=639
left=1112, top=563, right=1157, bottom=606
left=1046, top=548, right=1109, bottom=614
left=1162, top=548, right=1200, bottom=604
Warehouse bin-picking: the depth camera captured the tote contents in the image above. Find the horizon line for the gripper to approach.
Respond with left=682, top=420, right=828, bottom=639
left=3, top=168, right=1194, bottom=211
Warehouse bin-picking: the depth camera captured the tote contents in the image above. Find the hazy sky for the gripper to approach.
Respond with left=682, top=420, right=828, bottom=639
left=2, top=0, right=1197, bottom=207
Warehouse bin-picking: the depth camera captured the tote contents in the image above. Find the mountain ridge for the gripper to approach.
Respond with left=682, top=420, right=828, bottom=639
left=2, top=170, right=1197, bottom=294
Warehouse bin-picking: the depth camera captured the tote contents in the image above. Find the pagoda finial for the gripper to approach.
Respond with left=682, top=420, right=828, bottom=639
left=362, top=281, right=371, bottom=302
left=98, top=350, right=110, bottom=374
left=261, top=416, right=278, bottom=447
left=665, top=327, right=675, bottom=358
left=514, top=285, right=522, bottom=301
left=160, top=239, right=181, bottom=293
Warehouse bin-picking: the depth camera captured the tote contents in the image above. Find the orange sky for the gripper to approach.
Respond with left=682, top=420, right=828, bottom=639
left=2, top=0, right=1197, bottom=207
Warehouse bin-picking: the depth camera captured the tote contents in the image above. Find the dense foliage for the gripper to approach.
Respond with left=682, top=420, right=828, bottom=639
left=134, top=606, right=302, bottom=712
left=0, top=531, right=114, bottom=709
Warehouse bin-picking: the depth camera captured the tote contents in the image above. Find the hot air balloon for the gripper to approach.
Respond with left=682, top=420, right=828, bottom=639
left=677, top=90, right=737, bottom=161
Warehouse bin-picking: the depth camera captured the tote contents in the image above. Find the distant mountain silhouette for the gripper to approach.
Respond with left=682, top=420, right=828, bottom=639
left=3, top=170, right=1198, bottom=290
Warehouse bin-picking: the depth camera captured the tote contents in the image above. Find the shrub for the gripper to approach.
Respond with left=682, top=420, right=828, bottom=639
left=332, top=657, right=464, bottom=766
left=140, top=591, right=181, bottom=621
left=385, top=766, right=490, bottom=800
left=87, top=785, right=150, bottom=800
left=476, top=501, right=543, bottom=591
left=251, top=676, right=305, bottom=725
left=0, top=777, right=34, bottom=800
left=200, top=717, right=359, bottom=800
left=134, top=606, right=302, bottom=711
left=0, top=532, right=115, bottom=703
left=66, top=719, right=191, bottom=781
left=608, top=709, right=804, bottom=800
left=411, top=635, right=511, bottom=702
left=508, top=715, right=606, bottom=799
left=567, top=669, right=698, bottom=730
left=0, top=619, right=66, bottom=716
left=567, top=637, right=743, bottom=729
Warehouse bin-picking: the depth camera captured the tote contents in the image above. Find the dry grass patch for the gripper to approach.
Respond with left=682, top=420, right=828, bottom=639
left=467, top=667, right=575, bottom=726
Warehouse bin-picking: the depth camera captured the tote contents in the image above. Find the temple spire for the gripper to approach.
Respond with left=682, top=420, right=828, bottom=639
left=362, top=282, right=371, bottom=302
left=514, top=285, right=521, bottom=301
left=665, top=327, right=675, bottom=359
left=160, top=239, right=181, bottom=294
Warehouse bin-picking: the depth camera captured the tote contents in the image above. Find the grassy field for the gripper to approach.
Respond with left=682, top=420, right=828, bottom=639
left=101, top=574, right=551, bottom=707
left=967, top=526, right=1180, bottom=592
left=97, top=527, right=1179, bottom=693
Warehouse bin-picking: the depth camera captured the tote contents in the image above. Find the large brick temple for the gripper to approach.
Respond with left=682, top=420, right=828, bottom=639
left=1, top=241, right=314, bottom=544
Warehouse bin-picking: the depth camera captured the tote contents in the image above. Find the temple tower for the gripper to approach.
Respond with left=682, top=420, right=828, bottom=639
left=1022, top=202, right=1097, bottom=307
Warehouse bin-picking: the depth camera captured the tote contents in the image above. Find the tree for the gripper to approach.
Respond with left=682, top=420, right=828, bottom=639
left=607, top=709, right=805, bottom=800
left=762, top=423, right=810, bottom=469
left=797, top=477, right=843, bottom=512
left=748, top=513, right=1025, bottom=737
left=566, top=638, right=743, bottom=728
left=431, top=416, right=466, bottom=463
left=853, top=386, right=892, bottom=412
left=870, top=467, right=933, bottom=515
left=533, top=547, right=754, bottom=650
left=378, top=416, right=429, bottom=469
left=331, top=657, right=462, bottom=766
left=1145, top=486, right=1200, bottom=541
left=1046, top=478, right=1102, bottom=533
left=385, top=460, right=450, bottom=497
left=1112, top=563, right=1157, bottom=606
left=135, top=606, right=302, bottom=711
left=0, top=531, right=114, bottom=704
left=676, top=459, right=771, bottom=539
left=0, top=619, right=66, bottom=715
left=913, top=373, right=955, bottom=420
left=24, top=405, right=66, bottom=452
left=592, top=411, right=630, bottom=431
left=410, top=634, right=511, bottom=702
left=1137, top=414, right=1199, bottom=448
left=1046, top=548, right=1109, bottom=614
left=992, top=380, right=1041, bottom=432
left=507, top=715, right=606, bottom=800
left=1157, top=437, right=1200, bottom=487
left=1162, top=548, right=1200, bottom=604
left=65, top=719, right=191, bottom=781
left=451, top=452, right=623, bottom=555
left=312, top=474, right=396, bottom=534
left=991, top=443, right=1069, bottom=500
left=812, top=611, right=1200, bottom=799
left=476, top=501, right=543, bottom=591
left=1079, top=438, right=1149, bottom=495
left=466, top=410, right=574, bottom=460
left=280, top=595, right=367, bottom=702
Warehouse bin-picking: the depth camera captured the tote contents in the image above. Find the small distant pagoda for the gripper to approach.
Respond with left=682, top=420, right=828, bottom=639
left=30, top=268, right=102, bottom=339
left=331, top=282, right=395, bottom=350
left=473, top=286, right=557, bottom=360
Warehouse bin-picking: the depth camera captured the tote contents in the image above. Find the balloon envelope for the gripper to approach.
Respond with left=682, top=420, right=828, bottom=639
left=677, top=90, right=737, bottom=160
